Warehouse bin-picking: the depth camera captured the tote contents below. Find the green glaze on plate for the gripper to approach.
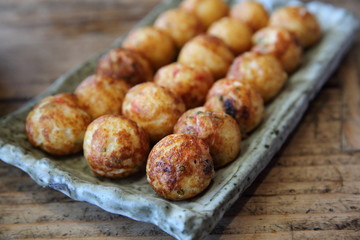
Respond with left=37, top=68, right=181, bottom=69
left=0, top=0, right=358, bottom=239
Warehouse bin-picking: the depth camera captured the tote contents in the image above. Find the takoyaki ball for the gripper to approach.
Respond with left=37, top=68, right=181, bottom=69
left=178, top=34, right=234, bottom=79
left=208, top=17, right=252, bottom=55
left=205, top=79, right=264, bottom=134
left=122, top=26, right=176, bottom=70
left=252, top=26, right=302, bottom=73
left=83, top=115, right=150, bottom=178
left=96, top=48, right=153, bottom=86
left=227, top=52, right=287, bottom=102
left=75, top=75, right=130, bottom=119
left=181, top=0, right=228, bottom=29
left=26, top=93, right=92, bottom=155
left=230, top=1, right=269, bottom=32
left=154, top=8, right=204, bottom=49
left=269, top=6, right=321, bottom=48
left=146, top=133, right=214, bottom=200
left=174, top=109, right=241, bottom=168
left=154, top=62, right=214, bottom=109
left=122, top=82, right=186, bottom=142
left=176, top=106, right=208, bottom=120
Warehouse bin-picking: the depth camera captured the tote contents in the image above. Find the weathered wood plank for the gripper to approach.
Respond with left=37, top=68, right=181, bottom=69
left=341, top=43, right=360, bottom=151
left=1, top=193, right=359, bottom=225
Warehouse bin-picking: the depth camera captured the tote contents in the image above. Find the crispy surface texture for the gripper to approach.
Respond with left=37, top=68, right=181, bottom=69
left=154, top=8, right=204, bottom=48
left=230, top=1, right=269, bottom=32
left=181, top=0, right=228, bottom=28
left=83, top=115, right=150, bottom=178
left=123, top=26, right=176, bottom=70
left=205, top=79, right=264, bottom=134
left=96, top=48, right=153, bottom=86
left=269, top=6, right=321, bottom=48
left=122, top=82, right=186, bottom=142
left=26, top=93, right=92, bottom=155
left=174, top=109, right=241, bottom=168
left=252, top=26, right=303, bottom=73
left=227, top=52, right=287, bottom=102
left=75, top=75, right=130, bottom=119
left=146, top=133, right=214, bottom=200
left=178, top=34, right=234, bottom=79
left=154, top=62, right=214, bottom=109
left=208, top=17, right=252, bottom=55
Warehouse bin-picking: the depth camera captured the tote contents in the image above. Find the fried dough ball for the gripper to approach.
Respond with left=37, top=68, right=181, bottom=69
left=227, top=52, right=287, bottom=102
left=252, top=26, right=302, bottom=73
left=83, top=115, right=150, bottom=178
left=178, top=34, right=234, bottom=79
left=154, top=8, right=204, bottom=48
left=208, top=17, right=252, bottom=55
left=96, top=48, right=153, bottom=86
left=122, top=82, right=186, bottom=142
left=181, top=0, right=228, bottom=28
left=122, top=26, right=176, bottom=70
left=146, top=133, right=214, bottom=200
left=75, top=75, right=130, bottom=119
left=26, top=93, right=92, bottom=155
left=230, top=1, right=269, bottom=32
left=269, top=6, right=321, bottom=48
left=154, top=62, right=214, bottom=109
left=205, top=79, right=264, bottom=134
left=174, top=109, right=241, bottom=168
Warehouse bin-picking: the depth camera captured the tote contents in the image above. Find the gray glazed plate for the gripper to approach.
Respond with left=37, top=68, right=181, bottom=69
left=0, top=0, right=358, bottom=239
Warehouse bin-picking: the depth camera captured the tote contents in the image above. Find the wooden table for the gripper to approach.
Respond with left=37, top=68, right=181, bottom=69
left=1, top=0, right=360, bottom=239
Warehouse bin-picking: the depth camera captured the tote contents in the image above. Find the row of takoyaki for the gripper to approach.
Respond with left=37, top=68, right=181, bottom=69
left=26, top=0, right=321, bottom=200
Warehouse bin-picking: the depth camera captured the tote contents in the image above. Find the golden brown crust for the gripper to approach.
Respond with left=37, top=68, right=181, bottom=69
left=146, top=133, right=214, bottom=200
left=208, top=17, right=252, bottom=55
left=122, top=82, right=186, bottom=142
left=75, top=74, right=130, bottom=119
left=26, top=93, right=92, bottom=155
left=123, top=26, right=176, bottom=70
left=96, top=48, right=153, bottom=86
left=178, top=34, right=234, bottom=79
left=83, top=115, right=150, bottom=178
left=269, top=6, right=321, bottom=48
left=227, top=52, right=287, bottom=102
left=154, top=8, right=205, bottom=48
left=181, top=0, right=228, bottom=28
left=252, top=26, right=302, bottom=73
left=174, top=109, right=241, bottom=168
left=230, top=1, right=269, bottom=32
left=205, top=79, right=264, bottom=134
left=154, top=62, right=214, bottom=109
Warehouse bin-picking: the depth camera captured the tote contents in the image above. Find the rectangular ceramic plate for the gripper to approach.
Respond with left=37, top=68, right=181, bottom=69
left=0, top=0, right=358, bottom=239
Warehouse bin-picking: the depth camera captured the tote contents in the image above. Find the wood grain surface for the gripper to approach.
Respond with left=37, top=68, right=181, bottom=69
left=1, top=0, right=360, bottom=239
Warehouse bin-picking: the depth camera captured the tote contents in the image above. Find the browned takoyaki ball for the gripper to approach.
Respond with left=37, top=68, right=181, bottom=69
left=75, top=75, right=130, bottom=119
left=122, top=82, right=186, bottom=142
left=205, top=79, right=264, bottom=134
left=26, top=93, right=92, bottom=155
left=181, top=0, right=228, bottom=29
left=208, top=17, right=252, bottom=55
left=154, top=8, right=205, bottom=48
left=178, top=34, right=234, bottom=79
left=230, top=1, right=269, bottom=32
left=96, top=48, right=153, bottom=86
left=146, top=133, right=214, bottom=200
left=174, top=109, right=241, bottom=168
left=227, top=52, right=287, bottom=102
left=269, top=6, right=321, bottom=48
left=252, top=26, right=302, bottom=73
left=122, top=26, right=176, bottom=70
left=154, top=62, right=214, bottom=109
left=83, top=115, right=150, bottom=178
